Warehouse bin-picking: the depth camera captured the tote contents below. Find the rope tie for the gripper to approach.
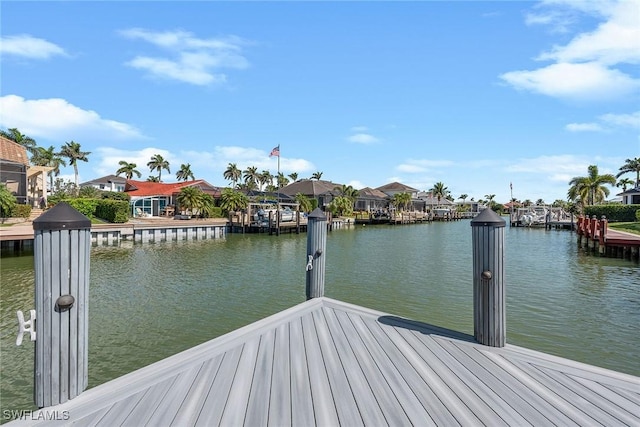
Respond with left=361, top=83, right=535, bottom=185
left=306, top=255, right=314, bottom=271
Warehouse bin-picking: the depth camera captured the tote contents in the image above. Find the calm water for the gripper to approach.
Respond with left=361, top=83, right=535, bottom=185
left=1, top=220, right=639, bottom=413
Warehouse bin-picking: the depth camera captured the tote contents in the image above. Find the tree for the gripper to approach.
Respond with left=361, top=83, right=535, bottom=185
left=146, top=176, right=160, bottom=182
left=176, top=186, right=203, bottom=215
left=288, top=172, right=299, bottom=182
left=568, top=165, right=616, bottom=206
left=535, top=199, right=545, bottom=206
left=485, top=194, right=496, bottom=203
left=0, top=128, right=37, bottom=155
left=176, top=163, right=195, bottom=181
left=147, top=154, right=170, bottom=182
left=616, top=157, right=640, bottom=187
left=223, top=163, right=242, bottom=188
left=276, top=172, right=289, bottom=188
left=243, top=166, right=259, bottom=188
left=116, top=161, right=141, bottom=180
left=392, top=192, right=412, bottom=211
left=0, top=184, right=17, bottom=219
left=31, top=146, right=67, bottom=189
left=59, top=141, right=90, bottom=192
left=218, top=188, right=248, bottom=214
left=335, top=184, right=359, bottom=202
left=311, top=171, right=323, bottom=180
left=259, top=170, right=273, bottom=191
left=295, top=193, right=313, bottom=213
left=431, top=182, right=449, bottom=205
left=458, top=194, right=468, bottom=203
left=616, top=178, right=634, bottom=192
left=329, top=196, right=353, bottom=216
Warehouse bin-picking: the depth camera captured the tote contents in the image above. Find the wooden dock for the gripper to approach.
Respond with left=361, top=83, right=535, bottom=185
left=577, top=216, right=640, bottom=261
left=7, top=297, right=639, bottom=426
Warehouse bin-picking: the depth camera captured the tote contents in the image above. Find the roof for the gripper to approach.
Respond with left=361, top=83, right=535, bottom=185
left=616, top=186, right=640, bottom=196
left=376, top=181, right=419, bottom=194
left=80, top=174, right=127, bottom=187
left=279, top=179, right=341, bottom=197
left=9, top=297, right=639, bottom=426
left=356, top=187, right=388, bottom=200
left=125, top=180, right=221, bottom=197
left=0, top=135, right=29, bottom=166
left=417, top=191, right=455, bottom=205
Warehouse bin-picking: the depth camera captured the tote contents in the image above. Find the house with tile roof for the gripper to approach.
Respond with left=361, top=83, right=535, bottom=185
left=0, top=135, right=51, bottom=207
left=355, top=187, right=389, bottom=211
left=279, top=179, right=342, bottom=209
left=375, top=181, right=420, bottom=198
left=125, top=179, right=221, bottom=217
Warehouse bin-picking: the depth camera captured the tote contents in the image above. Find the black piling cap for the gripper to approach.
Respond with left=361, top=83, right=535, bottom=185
left=470, top=208, right=505, bottom=227
left=307, top=207, right=327, bottom=221
left=33, top=202, right=91, bottom=231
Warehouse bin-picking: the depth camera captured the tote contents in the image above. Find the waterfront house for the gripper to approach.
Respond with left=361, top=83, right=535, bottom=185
left=376, top=181, right=419, bottom=198
left=280, top=179, right=342, bottom=209
left=0, top=135, right=51, bottom=207
left=80, top=175, right=127, bottom=192
left=617, top=186, right=640, bottom=204
left=125, top=179, right=221, bottom=217
left=354, top=187, right=389, bottom=211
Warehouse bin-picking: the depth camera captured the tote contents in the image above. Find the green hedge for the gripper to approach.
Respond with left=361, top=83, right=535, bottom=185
left=10, top=204, right=31, bottom=218
left=56, top=198, right=129, bottom=223
left=584, top=204, right=640, bottom=222
left=95, top=200, right=129, bottom=223
left=636, top=210, right=640, bottom=221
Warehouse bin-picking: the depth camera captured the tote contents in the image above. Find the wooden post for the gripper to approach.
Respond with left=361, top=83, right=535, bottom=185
left=471, top=208, right=506, bottom=347
left=306, top=208, right=327, bottom=300
left=32, top=202, right=91, bottom=408
left=598, top=216, right=607, bottom=255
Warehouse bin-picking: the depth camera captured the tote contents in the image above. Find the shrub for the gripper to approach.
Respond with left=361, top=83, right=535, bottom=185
left=95, top=200, right=129, bottom=223
left=0, top=184, right=17, bottom=218
left=584, top=204, right=640, bottom=222
left=11, top=204, right=31, bottom=219
left=101, top=191, right=130, bottom=201
left=66, top=199, right=100, bottom=218
left=636, top=209, right=640, bottom=222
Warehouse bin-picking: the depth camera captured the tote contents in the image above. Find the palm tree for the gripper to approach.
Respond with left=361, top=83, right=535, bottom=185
left=146, top=176, right=160, bottom=182
left=335, top=184, right=359, bottom=202
left=568, top=165, right=616, bottom=206
left=219, top=188, right=248, bottom=214
left=58, top=141, right=91, bottom=192
left=431, top=182, right=449, bottom=205
left=147, top=154, right=170, bottom=182
left=536, top=198, right=545, bottom=206
left=458, top=194, right=468, bottom=203
left=176, top=163, right=195, bottom=181
left=116, top=161, right=141, bottom=180
left=311, top=171, right=323, bottom=180
left=31, top=146, right=67, bottom=189
left=0, top=127, right=37, bottom=155
left=485, top=194, right=496, bottom=203
left=295, top=193, right=313, bottom=213
left=243, top=166, right=259, bottom=188
left=392, top=192, right=412, bottom=211
left=259, top=170, right=273, bottom=191
left=223, top=163, right=242, bottom=188
left=277, top=172, right=289, bottom=188
left=616, top=157, right=640, bottom=187
left=176, top=186, right=203, bottom=215
left=616, top=177, right=634, bottom=192
left=288, top=172, right=299, bottom=182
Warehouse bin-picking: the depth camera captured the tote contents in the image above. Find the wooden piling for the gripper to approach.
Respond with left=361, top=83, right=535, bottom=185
left=471, top=208, right=506, bottom=347
left=306, top=208, right=327, bottom=300
left=33, top=202, right=91, bottom=408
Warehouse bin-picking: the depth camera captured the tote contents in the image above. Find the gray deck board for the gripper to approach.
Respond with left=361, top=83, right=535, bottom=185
left=8, top=297, right=640, bottom=427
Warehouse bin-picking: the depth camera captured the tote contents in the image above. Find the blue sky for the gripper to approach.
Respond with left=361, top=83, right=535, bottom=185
left=1, top=0, right=638, bottom=204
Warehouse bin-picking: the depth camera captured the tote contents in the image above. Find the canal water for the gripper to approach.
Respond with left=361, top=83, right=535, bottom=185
left=1, top=220, right=638, bottom=413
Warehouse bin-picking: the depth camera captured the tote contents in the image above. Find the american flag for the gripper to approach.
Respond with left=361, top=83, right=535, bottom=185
left=269, top=145, right=280, bottom=157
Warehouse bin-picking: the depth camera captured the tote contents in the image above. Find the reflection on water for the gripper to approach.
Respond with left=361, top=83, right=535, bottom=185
left=1, top=221, right=638, bottom=413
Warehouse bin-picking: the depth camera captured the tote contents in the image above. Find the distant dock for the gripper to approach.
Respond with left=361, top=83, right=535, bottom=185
left=577, top=215, right=640, bottom=262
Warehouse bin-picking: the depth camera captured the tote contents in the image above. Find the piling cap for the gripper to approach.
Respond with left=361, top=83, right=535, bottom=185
left=307, top=207, right=327, bottom=221
left=33, top=202, right=91, bottom=231
left=470, top=208, right=505, bottom=227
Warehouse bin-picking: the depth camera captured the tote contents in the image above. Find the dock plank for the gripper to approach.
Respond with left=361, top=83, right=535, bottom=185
left=6, top=297, right=640, bottom=427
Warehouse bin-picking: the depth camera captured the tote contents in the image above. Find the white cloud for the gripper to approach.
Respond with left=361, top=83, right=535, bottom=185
left=94, top=147, right=172, bottom=179
left=0, top=34, right=68, bottom=59
left=119, top=28, right=250, bottom=86
left=0, top=95, right=147, bottom=142
left=500, top=62, right=639, bottom=101
left=599, top=111, right=640, bottom=129
left=565, top=122, right=604, bottom=132
left=347, top=133, right=379, bottom=144
left=503, top=1, right=640, bottom=102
